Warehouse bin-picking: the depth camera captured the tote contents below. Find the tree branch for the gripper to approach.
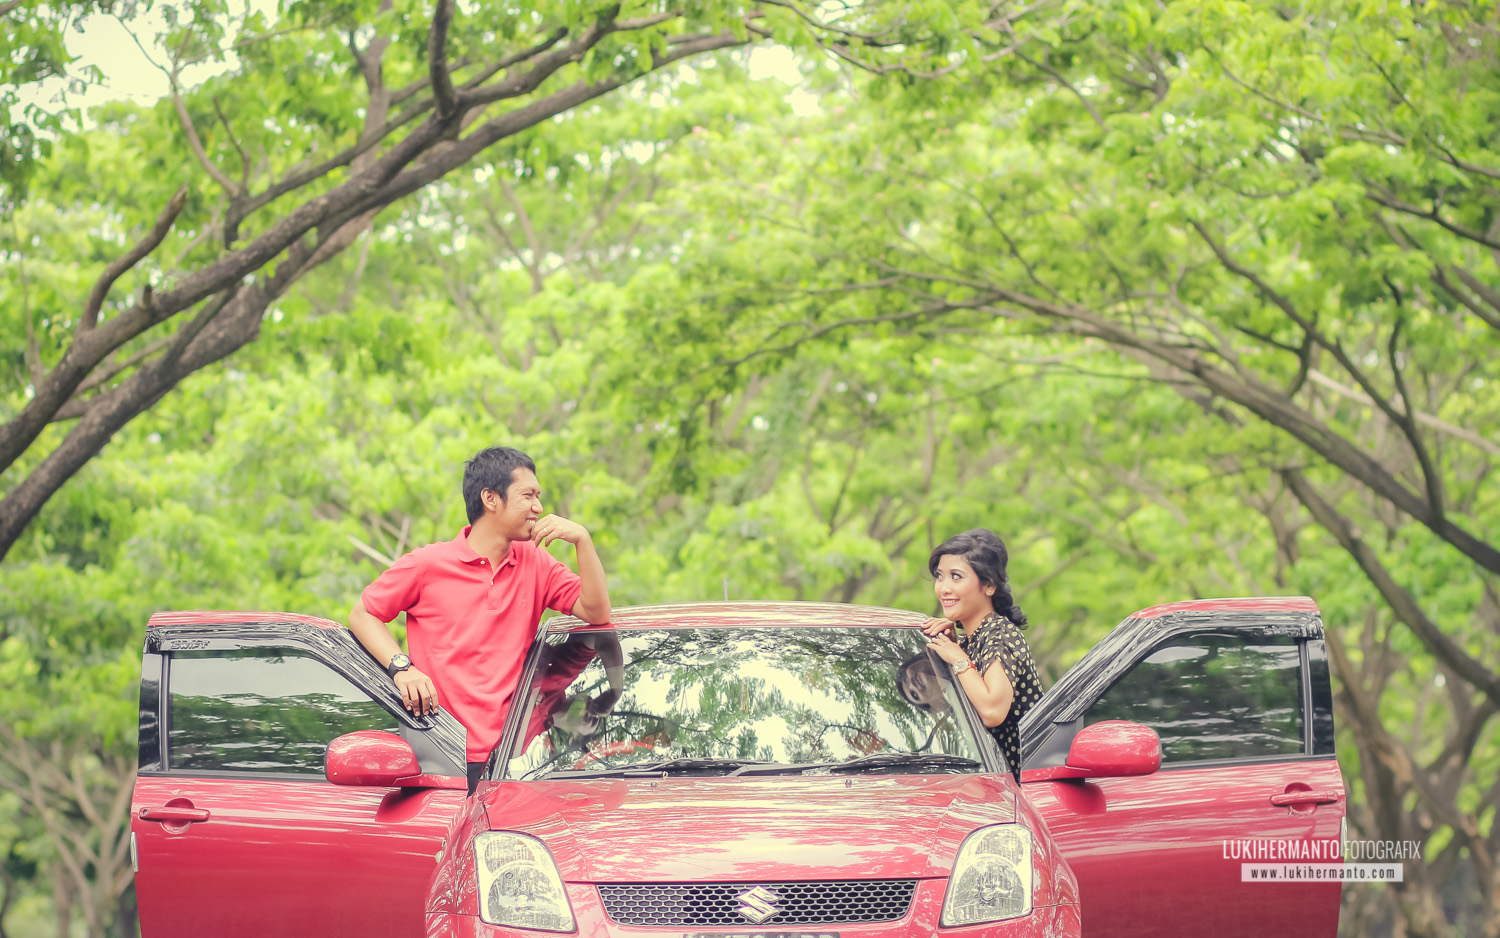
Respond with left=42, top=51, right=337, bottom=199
left=714, top=297, right=997, bottom=370
left=172, top=86, right=240, bottom=196
left=348, top=534, right=395, bottom=568
left=1, top=15, right=770, bottom=559
left=456, top=28, right=571, bottom=94
left=428, top=0, right=457, bottom=117
left=499, top=177, right=546, bottom=293
left=354, top=29, right=752, bottom=221
left=1303, top=369, right=1498, bottom=457
left=1190, top=219, right=1455, bottom=476
left=970, top=281, right=1500, bottom=575
left=1431, top=264, right=1500, bottom=333
left=1385, top=315, right=1446, bottom=520
left=211, top=96, right=251, bottom=188
left=460, top=18, right=620, bottom=108
left=1283, top=468, right=1500, bottom=708
left=1014, top=47, right=1103, bottom=128
left=80, top=184, right=189, bottom=333
left=1366, top=189, right=1500, bottom=251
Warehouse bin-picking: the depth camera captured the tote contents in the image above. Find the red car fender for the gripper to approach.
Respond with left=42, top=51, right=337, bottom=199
left=427, top=793, right=491, bottom=916
left=1015, top=782, right=1082, bottom=911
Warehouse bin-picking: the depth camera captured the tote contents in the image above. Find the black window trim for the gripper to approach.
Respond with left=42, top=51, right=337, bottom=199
left=161, top=650, right=173, bottom=770
left=1300, top=640, right=1314, bottom=755
left=138, top=649, right=164, bottom=772
left=1307, top=639, right=1337, bottom=756
left=1149, top=751, right=1340, bottom=772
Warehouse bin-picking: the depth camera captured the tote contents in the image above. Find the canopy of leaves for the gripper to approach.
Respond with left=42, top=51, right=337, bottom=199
left=1, top=0, right=1497, bottom=936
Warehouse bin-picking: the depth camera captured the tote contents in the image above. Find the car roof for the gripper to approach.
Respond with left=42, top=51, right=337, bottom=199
left=142, top=602, right=930, bottom=633
left=147, top=610, right=343, bottom=630
left=1128, top=596, right=1318, bottom=620
left=547, top=601, right=929, bottom=632
left=144, top=597, right=1317, bottom=633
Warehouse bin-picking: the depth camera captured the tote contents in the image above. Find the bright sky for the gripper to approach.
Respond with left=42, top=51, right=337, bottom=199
left=24, top=5, right=819, bottom=123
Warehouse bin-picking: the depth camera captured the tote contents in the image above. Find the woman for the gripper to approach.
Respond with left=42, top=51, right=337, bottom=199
left=920, top=528, right=1044, bottom=782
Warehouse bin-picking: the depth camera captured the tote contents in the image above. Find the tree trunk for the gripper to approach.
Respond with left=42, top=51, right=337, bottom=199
left=51, top=868, right=69, bottom=938
left=0, top=854, right=14, bottom=938
left=112, top=883, right=138, bottom=938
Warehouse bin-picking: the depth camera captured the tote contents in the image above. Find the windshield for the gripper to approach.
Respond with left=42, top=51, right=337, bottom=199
left=501, top=626, right=992, bottom=779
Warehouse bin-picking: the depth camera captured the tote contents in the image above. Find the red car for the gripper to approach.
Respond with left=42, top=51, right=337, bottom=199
left=131, top=598, right=1342, bottom=937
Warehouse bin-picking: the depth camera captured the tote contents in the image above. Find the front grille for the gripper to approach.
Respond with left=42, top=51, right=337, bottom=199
left=597, top=880, right=918, bottom=927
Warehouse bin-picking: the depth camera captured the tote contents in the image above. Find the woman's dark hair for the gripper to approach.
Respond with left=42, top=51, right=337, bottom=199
left=896, top=653, right=936, bottom=713
left=463, top=446, right=537, bottom=523
left=927, top=528, right=1028, bottom=628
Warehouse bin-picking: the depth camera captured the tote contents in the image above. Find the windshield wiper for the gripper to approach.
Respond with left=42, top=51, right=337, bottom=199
left=826, top=753, right=981, bottom=773
left=538, top=758, right=778, bottom=779
left=730, top=753, right=983, bottom=776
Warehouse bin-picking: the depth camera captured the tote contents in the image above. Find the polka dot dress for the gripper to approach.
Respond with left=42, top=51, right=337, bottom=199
left=961, top=612, right=1044, bottom=782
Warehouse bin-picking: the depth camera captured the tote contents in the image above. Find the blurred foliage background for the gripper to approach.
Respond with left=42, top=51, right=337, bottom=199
left=1, top=0, right=1497, bottom=934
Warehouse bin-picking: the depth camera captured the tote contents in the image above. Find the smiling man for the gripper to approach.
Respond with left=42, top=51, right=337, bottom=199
left=348, top=445, right=612, bottom=791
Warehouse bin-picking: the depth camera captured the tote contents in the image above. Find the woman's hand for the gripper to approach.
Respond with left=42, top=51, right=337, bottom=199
left=926, top=631, right=971, bottom=667
left=921, top=617, right=957, bottom=640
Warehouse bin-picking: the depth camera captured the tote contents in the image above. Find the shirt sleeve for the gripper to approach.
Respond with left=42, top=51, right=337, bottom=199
left=987, top=626, right=1042, bottom=704
left=360, top=548, right=427, bottom=622
left=541, top=554, right=584, bottom=615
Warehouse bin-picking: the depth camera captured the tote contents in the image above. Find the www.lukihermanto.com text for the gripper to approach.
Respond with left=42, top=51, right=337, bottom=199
left=1242, top=864, right=1404, bottom=882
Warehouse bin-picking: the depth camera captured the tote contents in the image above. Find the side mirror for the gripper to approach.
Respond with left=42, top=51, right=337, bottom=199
left=326, top=730, right=421, bottom=787
left=1065, top=720, right=1161, bottom=778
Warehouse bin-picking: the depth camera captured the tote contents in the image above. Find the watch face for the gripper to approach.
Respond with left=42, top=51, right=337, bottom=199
left=389, top=654, right=411, bottom=672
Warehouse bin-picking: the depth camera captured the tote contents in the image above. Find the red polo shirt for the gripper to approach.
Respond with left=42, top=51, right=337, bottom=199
left=360, top=526, right=582, bottom=761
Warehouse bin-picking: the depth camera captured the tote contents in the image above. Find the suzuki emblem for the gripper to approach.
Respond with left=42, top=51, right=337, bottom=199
left=737, top=886, right=781, bottom=923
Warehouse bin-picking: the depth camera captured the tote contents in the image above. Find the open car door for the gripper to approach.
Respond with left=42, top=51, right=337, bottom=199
left=131, top=612, right=471, bottom=938
left=1020, top=597, right=1343, bottom=938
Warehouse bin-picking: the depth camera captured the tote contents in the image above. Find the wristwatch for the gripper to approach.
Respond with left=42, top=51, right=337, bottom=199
left=386, top=653, right=413, bottom=678
left=951, top=659, right=974, bottom=676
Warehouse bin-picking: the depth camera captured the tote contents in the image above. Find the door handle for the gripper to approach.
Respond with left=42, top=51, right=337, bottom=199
left=140, top=805, right=211, bottom=823
left=1270, top=790, right=1340, bottom=807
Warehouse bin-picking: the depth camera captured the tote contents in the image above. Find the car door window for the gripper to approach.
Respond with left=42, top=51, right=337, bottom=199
left=1083, top=633, right=1303, bottom=763
left=168, top=648, right=400, bottom=774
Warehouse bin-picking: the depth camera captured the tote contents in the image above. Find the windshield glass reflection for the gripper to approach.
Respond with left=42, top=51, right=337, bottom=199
left=503, top=627, right=988, bottom=779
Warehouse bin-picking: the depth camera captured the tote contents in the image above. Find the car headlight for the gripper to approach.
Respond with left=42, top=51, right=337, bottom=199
left=940, top=824, right=1033, bottom=926
left=473, top=832, right=576, bottom=932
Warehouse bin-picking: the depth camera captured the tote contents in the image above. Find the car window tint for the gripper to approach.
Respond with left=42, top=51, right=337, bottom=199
left=1083, top=634, right=1304, bottom=763
left=506, top=627, right=986, bottom=779
left=168, top=648, right=399, bottom=774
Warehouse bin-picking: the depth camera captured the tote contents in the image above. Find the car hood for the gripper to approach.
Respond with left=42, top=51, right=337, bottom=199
left=481, top=773, right=1015, bottom=882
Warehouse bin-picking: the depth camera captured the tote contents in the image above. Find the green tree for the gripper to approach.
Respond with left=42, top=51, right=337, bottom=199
left=620, top=0, right=1499, bottom=930
left=0, top=0, right=1032, bottom=560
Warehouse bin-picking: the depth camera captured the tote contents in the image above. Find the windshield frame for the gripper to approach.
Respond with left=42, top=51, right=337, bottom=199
left=485, top=618, right=1006, bottom=783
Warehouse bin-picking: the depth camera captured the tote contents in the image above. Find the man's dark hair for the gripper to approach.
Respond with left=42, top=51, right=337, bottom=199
left=463, top=446, right=537, bottom=523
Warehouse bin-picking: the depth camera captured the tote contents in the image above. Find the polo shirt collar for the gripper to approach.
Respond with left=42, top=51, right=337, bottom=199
left=453, top=526, right=482, bottom=563
left=454, top=525, right=520, bottom=568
